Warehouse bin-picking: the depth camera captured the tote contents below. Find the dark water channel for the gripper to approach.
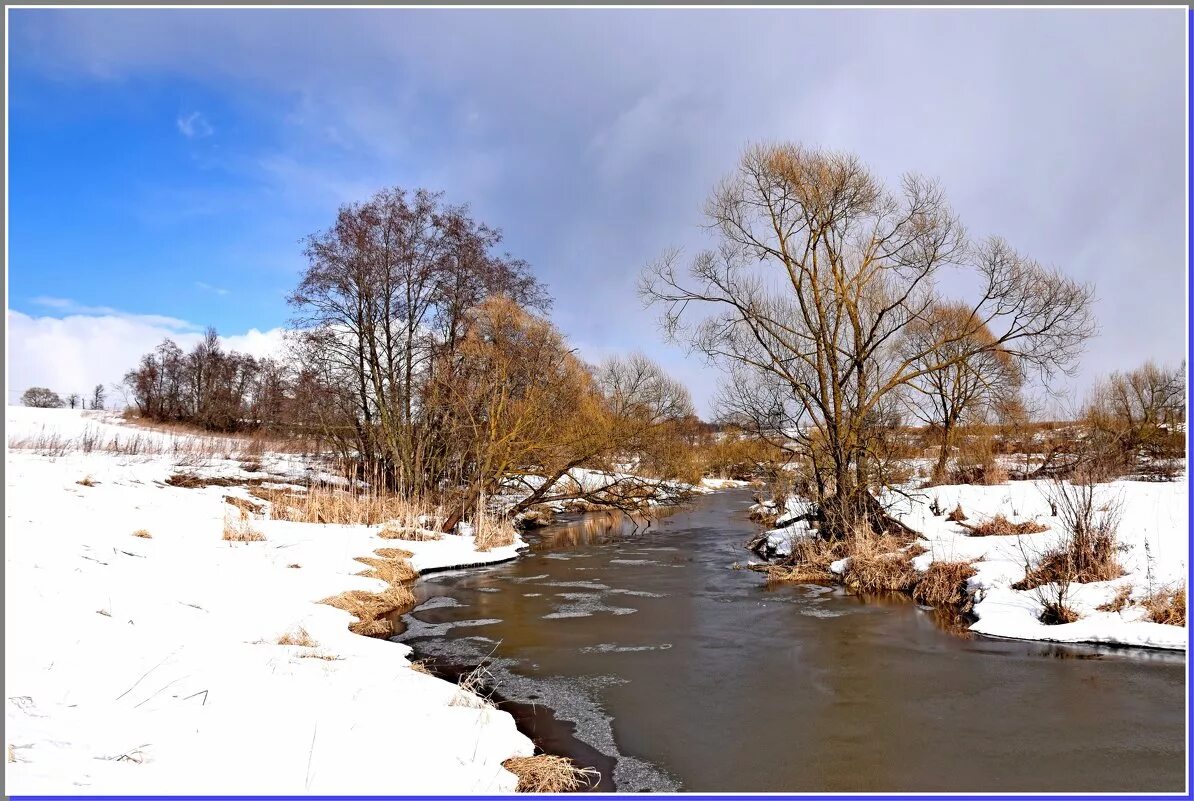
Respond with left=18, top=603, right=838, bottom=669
left=393, top=489, right=1186, bottom=792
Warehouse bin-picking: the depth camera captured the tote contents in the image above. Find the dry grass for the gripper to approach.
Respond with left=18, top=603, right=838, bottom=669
left=375, top=546, right=414, bottom=559
left=321, top=585, right=414, bottom=638
left=409, top=659, right=434, bottom=675
left=756, top=535, right=851, bottom=584
left=253, top=485, right=442, bottom=528
left=132, top=529, right=153, bottom=539
left=473, top=507, right=517, bottom=552
left=1040, top=600, right=1079, bottom=625
left=450, top=662, right=497, bottom=709
left=1097, top=585, right=1133, bottom=613
left=964, top=515, right=1049, bottom=537
left=276, top=627, right=317, bottom=647
left=841, top=533, right=919, bottom=594
left=222, top=509, right=265, bottom=542
left=298, top=651, right=343, bottom=661
left=911, top=560, right=977, bottom=609
left=286, top=563, right=302, bottom=569
left=76, top=476, right=97, bottom=487
left=1141, top=585, right=1186, bottom=626
left=502, top=755, right=601, bottom=793
left=355, top=555, right=418, bottom=585
left=223, top=495, right=265, bottom=518
left=378, top=521, right=442, bottom=541
left=946, top=504, right=968, bottom=523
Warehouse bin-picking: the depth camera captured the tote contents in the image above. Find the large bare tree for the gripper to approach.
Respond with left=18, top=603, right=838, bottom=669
left=640, top=143, right=1095, bottom=535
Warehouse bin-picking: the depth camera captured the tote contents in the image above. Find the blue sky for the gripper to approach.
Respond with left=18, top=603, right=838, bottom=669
left=6, top=8, right=1187, bottom=414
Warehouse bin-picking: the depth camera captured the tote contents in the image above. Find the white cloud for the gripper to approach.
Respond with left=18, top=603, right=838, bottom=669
left=176, top=110, right=213, bottom=139
left=7, top=308, right=287, bottom=407
left=194, top=281, right=230, bottom=296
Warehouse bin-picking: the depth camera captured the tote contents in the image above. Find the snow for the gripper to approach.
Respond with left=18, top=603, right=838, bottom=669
left=889, top=478, right=1187, bottom=650
left=5, top=408, right=533, bottom=794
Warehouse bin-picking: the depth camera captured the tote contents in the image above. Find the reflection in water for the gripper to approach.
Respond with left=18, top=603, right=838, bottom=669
left=394, top=490, right=1184, bottom=793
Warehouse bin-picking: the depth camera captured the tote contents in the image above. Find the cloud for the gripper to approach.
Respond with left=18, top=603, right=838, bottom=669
left=7, top=308, right=287, bottom=406
left=194, top=281, right=230, bottom=296
left=176, top=110, right=213, bottom=138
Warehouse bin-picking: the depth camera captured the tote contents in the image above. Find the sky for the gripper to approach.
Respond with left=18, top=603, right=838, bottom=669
left=6, top=8, right=1187, bottom=416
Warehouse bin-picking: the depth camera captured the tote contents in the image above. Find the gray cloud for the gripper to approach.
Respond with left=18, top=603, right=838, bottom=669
left=12, top=8, right=1186, bottom=415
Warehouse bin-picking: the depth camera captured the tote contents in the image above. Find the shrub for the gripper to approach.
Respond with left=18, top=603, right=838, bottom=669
left=1015, top=479, right=1122, bottom=590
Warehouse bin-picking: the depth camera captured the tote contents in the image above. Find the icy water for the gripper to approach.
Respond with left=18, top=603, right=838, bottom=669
left=393, top=489, right=1186, bottom=793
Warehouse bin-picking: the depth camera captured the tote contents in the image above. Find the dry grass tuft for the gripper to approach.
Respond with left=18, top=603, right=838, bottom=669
left=375, top=546, right=415, bottom=560
left=76, top=476, right=97, bottom=487
left=223, top=495, right=265, bottom=518
left=286, top=563, right=302, bottom=569
left=355, top=555, right=418, bottom=585
left=1141, top=585, right=1186, bottom=627
left=473, top=508, right=517, bottom=552
left=1097, top=585, right=1133, bottom=613
left=502, top=754, right=601, bottom=793
left=946, top=504, right=968, bottom=523
left=223, top=509, right=265, bottom=542
left=378, top=521, right=442, bottom=541
left=965, top=515, right=1049, bottom=537
left=350, top=618, right=394, bottom=638
left=912, top=560, right=977, bottom=609
left=450, top=662, right=498, bottom=709
left=1040, top=600, right=1079, bottom=625
left=841, top=533, right=919, bottom=594
left=321, top=585, right=413, bottom=637
left=132, top=529, right=153, bottom=539
left=277, top=627, right=317, bottom=647
left=409, top=659, right=434, bottom=675
left=298, top=651, right=343, bottom=661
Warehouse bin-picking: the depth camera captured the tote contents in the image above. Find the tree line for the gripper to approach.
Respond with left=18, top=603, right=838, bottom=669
left=119, top=187, right=705, bottom=528
left=20, top=384, right=106, bottom=410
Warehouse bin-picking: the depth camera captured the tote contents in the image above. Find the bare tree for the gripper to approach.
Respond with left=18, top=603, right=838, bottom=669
left=903, top=301, right=1023, bottom=482
left=91, top=383, right=106, bottom=411
left=640, top=143, right=1095, bottom=535
left=65, top=393, right=82, bottom=410
left=288, top=186, right=550, bottom=490
left=21, top=387, right=64, bottom=408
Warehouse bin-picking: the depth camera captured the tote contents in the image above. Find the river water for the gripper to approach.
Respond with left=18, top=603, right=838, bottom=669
left=393, top=489, right=1186, bottom=792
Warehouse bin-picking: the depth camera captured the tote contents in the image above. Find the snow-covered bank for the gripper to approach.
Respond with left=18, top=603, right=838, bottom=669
left=5, top=410, right=533, bottom=794
left=757, top=478, right=1188, bottom=651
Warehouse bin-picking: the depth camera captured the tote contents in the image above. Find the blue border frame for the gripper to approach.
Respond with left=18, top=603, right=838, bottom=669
left=7, top=8, right=1194, bottom=801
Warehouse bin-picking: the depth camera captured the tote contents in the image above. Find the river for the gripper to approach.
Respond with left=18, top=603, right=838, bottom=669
left=393, top=488, right=1185, bottom=792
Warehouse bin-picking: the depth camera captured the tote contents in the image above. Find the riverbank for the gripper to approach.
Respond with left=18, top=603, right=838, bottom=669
left=753, top=477, right=1188, bottom=650
left=5, top=408, right=534, bottom=794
